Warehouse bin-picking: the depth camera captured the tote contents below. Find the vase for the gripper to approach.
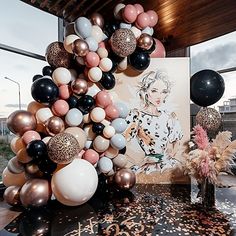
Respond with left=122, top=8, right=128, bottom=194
left=200, top=178, right=215, bottom=209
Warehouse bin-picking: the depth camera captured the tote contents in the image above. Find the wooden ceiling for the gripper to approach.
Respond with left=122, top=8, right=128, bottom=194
left=21, top=0, right=236, bottom=51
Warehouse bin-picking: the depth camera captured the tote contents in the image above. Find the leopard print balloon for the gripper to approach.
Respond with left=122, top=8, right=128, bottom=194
left=111, top=28, right=137, bottom=57
left=48, top=133, right=80, bottom=164
left=196, top=107, right=222, bottom=132
left=45, top=42, right=72, bottom=68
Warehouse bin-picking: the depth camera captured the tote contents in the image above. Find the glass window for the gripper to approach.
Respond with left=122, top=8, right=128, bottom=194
left=0, top=0, right=58, bottom=55
left=190, top=31, right=236, bottom=75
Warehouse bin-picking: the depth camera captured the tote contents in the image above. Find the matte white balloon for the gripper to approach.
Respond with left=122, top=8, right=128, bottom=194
left=83, top=113, right=91, bottom=123
left=112, top=154, right=128, bottom=168
left=74, top=17, right=92, bottom=39
left=42, top=136, right=51, bottom=144
left=85, top=37, right=98, bottom=51
left=142, top=26, right=154, bottom=36
left=93, top=136, right=110, bottom=153
left=88, top=67, right=103, bottom=82
left=103, top=125, right=115, bottom=138
left=114, top=3, right=125, bottom=19
left=99, top=58, right=113, bottom=72
left=64, top=34, right=80, bottom=53
left=85, top=140, right=93, bottom=149
left=104, top=146, right=119, bottom=159
left=115, top=102, right=130, bottom=118
left=84, top=125, right=96, bottom=140
left=111, top=118, right=128, bottom=133
left=97, top=47, right=108, bottom=59
left=36, top=108, right=53, bottom=123
left=98, top=156, right=113, bottom=173
left=86, top=82, right=100, bottom=97
left=90, top=107, right=106, bottom=123
left=131, top=26, right=142, bottom=38
left=118, top=57, right=128, bottom=71
left=91, top=25, right=104, bottom=43
left=120, top=22, right=132, bottom=29
left=110, top=134, right=126, bottom=150
left=65, top=108, right=83, bottom=126
left=51, top=159, right=98, bottom=206
left=52, top=67, right=71, bottom=85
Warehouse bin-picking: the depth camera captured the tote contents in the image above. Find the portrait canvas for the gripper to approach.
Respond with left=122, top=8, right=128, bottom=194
left=113, top=58, right=190, bottom=183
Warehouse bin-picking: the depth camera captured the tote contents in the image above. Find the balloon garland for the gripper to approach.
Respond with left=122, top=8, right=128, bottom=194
left=3, top=3, right=165, bottom=208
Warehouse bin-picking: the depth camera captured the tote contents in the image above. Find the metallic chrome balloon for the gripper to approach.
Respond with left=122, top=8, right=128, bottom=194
left=137, top=33, right=153, bottom=50
left=4, top=186, right=21, bottom=206
left=17, top=148, right=33, bottom=164
left=114, top=168, right=136, bottom=190
left=111, top=28, right=136, bottom=57
left=72, top=39, right=89, bottom=57
left=7, top=110, right=37, bottom=136
left=20, top=179, right=52, bottom=208
left=45, top=41, right=72, bottom=68
left=71, top=78, right=88, bottom=95
left=45, top=116, right=65, bottom=136
left=90, top=12, right=104, bottom=28
left=48, top=133, right=80, bottom=164
left=196, top=107, right=222, bottom=132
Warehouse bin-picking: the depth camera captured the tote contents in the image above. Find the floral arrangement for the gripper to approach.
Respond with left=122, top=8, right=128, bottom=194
left=184, top=124, right=236, bottom=184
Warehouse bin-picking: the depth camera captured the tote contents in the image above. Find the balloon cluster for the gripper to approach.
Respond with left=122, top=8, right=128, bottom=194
left=3, top=2, right=166, bottom=208
left=190, top=69, right=225, bottom=132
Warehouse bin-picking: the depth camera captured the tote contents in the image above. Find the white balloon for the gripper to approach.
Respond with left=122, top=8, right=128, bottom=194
left=90, top=107, right=106, bottom=122
left=115, top=102, right=130, bottom=118
left=86, top=82, right=101, bottom=97
left=52, top=67, right=71, bottom=85
left=42, top=136, right=51, bottom=144
left=51, top=159, right=98, bottom=206
left=142, top=26, right=154, bottom=36
left=85, top=36, right=98, bottom=51
left=104, top=146, right=119, bottom=159
left=88, top=67, right=103, bottom=82
left=74, top=17, right=92, bottom=39
left=84, top=125, right=96, bottom=140
left=120, top=22, right=132, bottom=29
left=65, top=108, right=83, bottom=126
left=97, top=47, right=108, bottom=59
left=118, top=57, right=128, bottom=71
left=99, top=58, right=113, bottom=72
left=103, top=125, right=115, bottom=138
left=114, top=3, right=125, bottom=19
left=98, top=156, right=113, bottom=173
left=91, top=25, right=103, bottom=43
left=111, top=118, right=128, bottom=133
left=85, top=140, right=93, bottom=149
left=36, top=108, right=53, bottom=123
left=131, top=26, right=142, bottom=38
left=110, top=134, right=126, bottom=150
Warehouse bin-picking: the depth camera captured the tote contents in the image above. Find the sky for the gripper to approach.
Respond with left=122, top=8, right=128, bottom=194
left=0, top=1, right=236, bottom=118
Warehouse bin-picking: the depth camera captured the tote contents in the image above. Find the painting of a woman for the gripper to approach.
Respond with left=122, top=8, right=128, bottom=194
left=125, top=70, right=183, bottom=174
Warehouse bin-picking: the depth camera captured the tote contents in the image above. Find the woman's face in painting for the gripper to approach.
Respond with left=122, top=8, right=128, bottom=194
left=147, top=80, right=169, bottom=107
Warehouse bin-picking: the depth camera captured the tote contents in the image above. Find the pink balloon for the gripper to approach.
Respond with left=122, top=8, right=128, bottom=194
left=96, top=91, right=112, bottom=108
left=52, top=99, right=69, bottom=116
left=146, top=10, right=158, bottom=27
left=122, top=4, right=137, bottom=23
left=83, top=149, right=99, bottom=165
left=135, top=12, right=150, bottom=29
left=85, top=52, right=100, bottom=68
left=59, top=85, right=71, bottom=100
left=98, top=41, right=106, bottom=48
left=22, top=130, right=41, bottom=145
left=150, top=38, right=166, bottom=58
left=105, top=104, right=119, bottom=120
left=134, top=3, right=144, bottom=15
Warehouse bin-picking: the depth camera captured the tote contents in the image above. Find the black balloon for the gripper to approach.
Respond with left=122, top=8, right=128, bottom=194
left=38, top=157, right=57, bottom=176
left=67, top=95, right=79, bottom=109
left=31, top=78, right=59, bottom=104
left=119, top=146, right=126, bottom=154
left=26, top=140, right=47, bottom=160
left=99, top=72, right=116, bottom=90
left=108, top=51, right=124, bottom=73
left=92, top=123, right=105, bottom=135
left=103, top=21, right=119, bottom=38
left=190, top=69, right=225, bottom=107
left=32, top=74, right=43, bottom=82
left=77, top=95, right=95, bottom=114
left=42, top=66, right=54, bottom=76
left=128, top=51, right=150, bottom=71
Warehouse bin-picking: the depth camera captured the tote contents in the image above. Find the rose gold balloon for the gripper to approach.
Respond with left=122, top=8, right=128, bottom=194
left=90, top=12, right=104, bottom=28
left=71, top=78, right=88, bottom=95
left=137, top=33, right=154, bottom=50
left=45, top=116, right=65, bottom=136
left=17, top=148, right=32, bottom=163
left=48, top=133, right=80, bottom=164
left=4, top=186, right=21, bottom=206
left=2, top=167, right=27, bottom=187
left=27, top=101, right=46, bottom=115
left=25, top=162, right=40, bottom=175
left=7, top=156, right=25, bottom=174
left=7, top=110, right=37, bottom=136
left=114, top=169, right=136, bottom=190
left=10, top=137, right=25, bottom=154
left=72, top=39, right=89, bottom=57
left=20, top=179, right=52, bottom=208
left=36, top=122, right=47, bottom=134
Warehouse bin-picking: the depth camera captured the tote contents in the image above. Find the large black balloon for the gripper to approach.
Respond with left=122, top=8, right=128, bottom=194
left=42, top=66, right=54, bottom=76
left=31, top=78, right=59, bottom=104
left=103, top=21, right=119, bottom=38
left=99, top=72, right=116, bottom=90
left=32, top=74, right=43, bottom=82
left=38, top=157, right=57, bottom=176
left=67, top=95, right=79, bottom=109
left=26, top=140, right=47, bottom=161
left=190, top=69, right=225, bottom=107
left=77, top=95, right=95, bottom=114
left=128, top=51, right=150, bottom=71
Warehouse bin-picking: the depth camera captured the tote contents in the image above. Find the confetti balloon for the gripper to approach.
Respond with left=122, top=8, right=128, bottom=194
left=110, top=28, right=136, bottom=57
left=48, top=133, right=80, bottom=164
left=196, top=107, right=222, bottom=132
